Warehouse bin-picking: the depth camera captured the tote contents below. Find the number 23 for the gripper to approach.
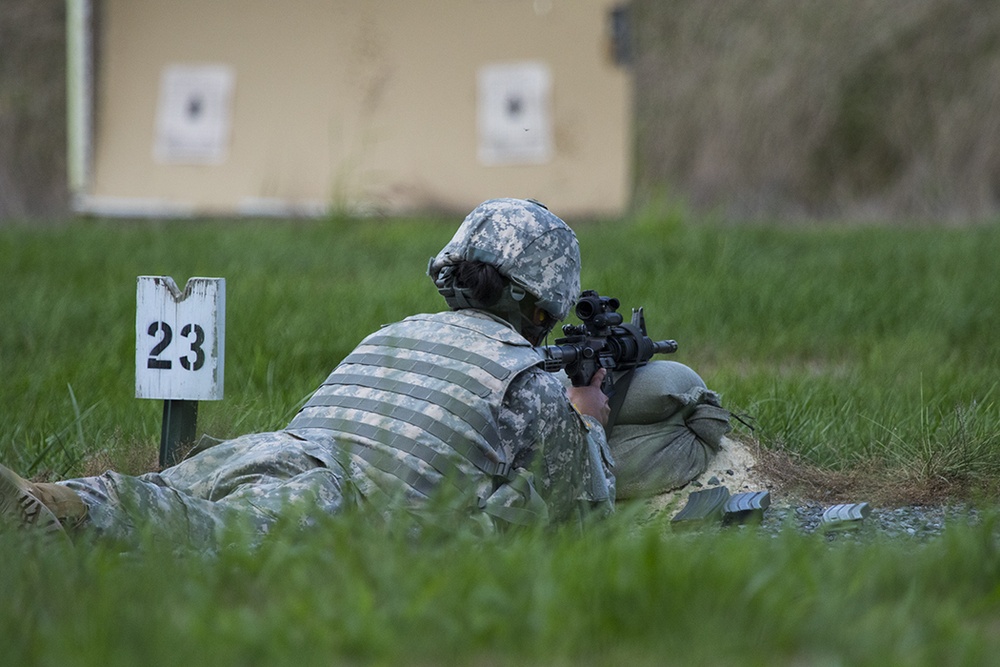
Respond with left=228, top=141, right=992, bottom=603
left=146, top=321, right=206, bottom=371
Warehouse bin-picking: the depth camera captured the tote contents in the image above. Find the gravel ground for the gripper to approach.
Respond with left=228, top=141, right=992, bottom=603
left=753, top=502, right=984, bottom=541
left=644, top=439, right=990, bottom=540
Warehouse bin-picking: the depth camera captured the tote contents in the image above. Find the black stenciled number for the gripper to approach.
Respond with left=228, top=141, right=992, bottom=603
left=146, top=321, right=173, bottom=369
left=146, top=321, right=206, bottom=371
left=179, top=323, right=206, bottom=371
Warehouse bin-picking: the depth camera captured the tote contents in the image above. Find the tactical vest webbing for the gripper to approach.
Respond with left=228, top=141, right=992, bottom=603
left=287, top=312, right=543, bottom=498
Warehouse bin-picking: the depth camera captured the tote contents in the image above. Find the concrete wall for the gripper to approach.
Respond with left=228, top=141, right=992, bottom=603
left=82, top=0, right=632, bottom=218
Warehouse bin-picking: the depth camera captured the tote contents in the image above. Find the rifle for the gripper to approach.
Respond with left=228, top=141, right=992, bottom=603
left=541, top=290, right=677, bottom=426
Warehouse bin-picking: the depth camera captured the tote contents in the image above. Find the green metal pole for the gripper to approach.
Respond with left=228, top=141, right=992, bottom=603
left=159, top=399, right=198, bottom=468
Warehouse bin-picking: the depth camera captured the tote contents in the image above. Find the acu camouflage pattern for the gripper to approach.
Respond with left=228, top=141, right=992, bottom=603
left=428, top=198, right=582, bottom=321
left=61, top=430, right=354, bottom=548
left=59, top=310, right=613, bottom=549
left=288, top=311, right=547, bottom=505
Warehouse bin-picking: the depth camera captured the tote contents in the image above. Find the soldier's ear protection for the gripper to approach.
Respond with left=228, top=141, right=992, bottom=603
left=520, top=302, right=558, bottom=345
left=533, top=307, right=556, bottom=329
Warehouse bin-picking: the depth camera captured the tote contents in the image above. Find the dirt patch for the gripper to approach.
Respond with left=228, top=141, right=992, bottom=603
left=642, top=436, right=775, bottom=518
left=640, top=435, right=968, bottom=520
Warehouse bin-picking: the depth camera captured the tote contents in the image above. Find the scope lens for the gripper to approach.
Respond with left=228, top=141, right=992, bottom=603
left=575, top=303, right=594, bottom=319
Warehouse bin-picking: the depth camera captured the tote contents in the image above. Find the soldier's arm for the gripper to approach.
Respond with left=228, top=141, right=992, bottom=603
left=566, top=367, right=610, bottom=427
left=501, top=369, right=615, bottom=522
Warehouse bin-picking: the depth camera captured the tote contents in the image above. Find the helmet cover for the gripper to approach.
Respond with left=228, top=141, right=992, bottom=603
left=428, top=198, right=581, bottom=321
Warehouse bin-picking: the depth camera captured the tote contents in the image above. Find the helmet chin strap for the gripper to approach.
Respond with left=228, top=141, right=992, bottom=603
left=518, top=313, right=555, bottom=346
left=492, top=283, right=531, bottom=337
left=503, top=285, right=557, bottom=345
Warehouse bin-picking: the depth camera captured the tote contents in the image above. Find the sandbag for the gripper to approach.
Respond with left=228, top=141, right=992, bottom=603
left=602, top=361, right=732, bottom=498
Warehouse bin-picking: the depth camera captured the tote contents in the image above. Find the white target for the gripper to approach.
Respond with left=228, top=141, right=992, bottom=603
left=153, top=64, right=235, bottom=164
left=477, top=62, right=553, bottom=165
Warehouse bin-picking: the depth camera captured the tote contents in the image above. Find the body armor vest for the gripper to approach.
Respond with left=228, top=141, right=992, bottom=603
left=287, top=311, right=544, bottom=498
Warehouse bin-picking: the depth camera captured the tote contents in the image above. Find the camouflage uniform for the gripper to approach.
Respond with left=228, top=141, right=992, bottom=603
left=56, top=199, right=614, bottom=549
left=61, top=310, right=611, bottom=548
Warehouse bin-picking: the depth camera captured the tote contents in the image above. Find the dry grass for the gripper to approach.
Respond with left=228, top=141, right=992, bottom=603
left=753, top=440, right=976, bottom=507
left=632, top=0, right=1000, bottom=222
left=77, top=438, right=162, bottom=479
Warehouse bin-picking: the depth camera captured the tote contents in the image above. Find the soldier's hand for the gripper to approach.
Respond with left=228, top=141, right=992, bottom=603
left=567, top=367, right=611, bottom=428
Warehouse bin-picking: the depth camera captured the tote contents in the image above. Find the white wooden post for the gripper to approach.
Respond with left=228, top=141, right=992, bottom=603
left=136, top=276, right=225, bottom=467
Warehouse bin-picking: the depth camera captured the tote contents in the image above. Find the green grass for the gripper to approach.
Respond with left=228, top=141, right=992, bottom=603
left=3, top=507, right=1000, bottom=666
left=3, top=213, right=1000, bottom=664
left=587, top=217, right=1000, bottom=483
left=4, top=216, right=1000, bottom=483
left=0, top=217, right=449, bottom=476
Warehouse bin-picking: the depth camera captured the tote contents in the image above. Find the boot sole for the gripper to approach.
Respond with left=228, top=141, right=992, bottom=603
left=0, top=465, right=67, bottom=537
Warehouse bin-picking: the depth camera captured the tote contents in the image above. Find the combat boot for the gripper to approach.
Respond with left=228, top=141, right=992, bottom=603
left=0, top=464, right=87, bottom=535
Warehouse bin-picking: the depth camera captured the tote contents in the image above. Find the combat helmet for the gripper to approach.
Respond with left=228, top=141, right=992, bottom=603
left=428, top=198, right=581, bottom=324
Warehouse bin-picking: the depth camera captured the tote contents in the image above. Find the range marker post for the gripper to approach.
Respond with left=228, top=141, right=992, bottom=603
left=136, top=276, right=225, bottom=468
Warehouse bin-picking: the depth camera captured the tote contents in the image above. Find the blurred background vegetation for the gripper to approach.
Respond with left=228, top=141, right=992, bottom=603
left=0, top=0, right=68, bottom=219
left=3, top=0, right=1000, bottom=222
left=631, top=0, right=1000, bottom=222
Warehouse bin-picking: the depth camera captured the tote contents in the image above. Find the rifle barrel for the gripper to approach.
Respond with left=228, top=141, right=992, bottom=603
left=652, top=339, right=678, bottom=355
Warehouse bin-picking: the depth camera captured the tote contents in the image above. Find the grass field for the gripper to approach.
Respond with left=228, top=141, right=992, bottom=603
left=4, top=214, right=999, bottom=493
left=2, top=213, right=1000, bottom=664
